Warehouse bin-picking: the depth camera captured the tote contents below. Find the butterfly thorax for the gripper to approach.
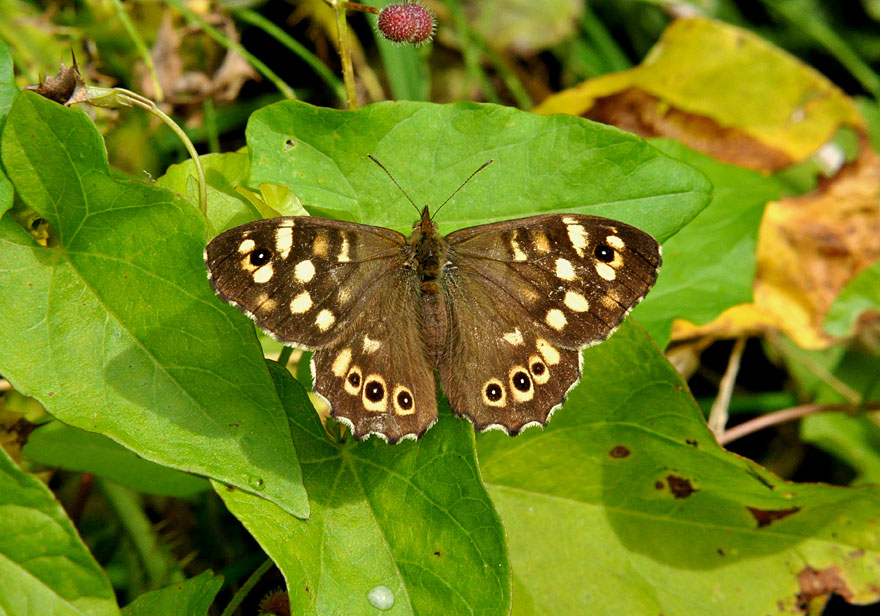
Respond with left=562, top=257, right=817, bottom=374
left=408, top=206, right=450, bottom=293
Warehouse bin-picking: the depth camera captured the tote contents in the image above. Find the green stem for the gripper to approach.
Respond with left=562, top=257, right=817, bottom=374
left=113, top=89, right=208, bottom=218
left=579, top=1, right=630, bottom=73
left=444, top=0, right=500, bottom=104
left=100, top=480, right=182, bottom=588
left=769, top=0, right=880, bottom=100
left=203, top=98, right=220, bottom=154
left=233, top=8, right=346, bottom=104
left=111, top=0, right=163, bottom=100
left=334, top=0, right=359, bottom=109
left=165, top=0, right=297, bottom=100
left=220, top=558, right=275, bottom=616
left=278, top=346, right=294, bottom=367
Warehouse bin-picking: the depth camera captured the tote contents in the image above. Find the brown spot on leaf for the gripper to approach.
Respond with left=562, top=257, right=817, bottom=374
left=584, top=88, right=793, bottom=172
left=797, top=567, right=852, bottom=610
left=609, top=445, right=630, bottom=458
left=747, top=506, right=801, bottom=528
left=666, top=474, right=697, bottom=499
left=654, top=481, right=665, bottom=490
left=685, top=439, right=698, bottom=447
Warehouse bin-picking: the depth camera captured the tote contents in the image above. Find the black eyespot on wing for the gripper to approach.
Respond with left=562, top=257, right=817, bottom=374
left=530, top=361, right=545, bottom=375
left=594, top=244, right=614, bottom=263
left=365, top=380, right=385, bottom=402
left=348, top=372, right=361, bottom=387
left=397, top=390, right=413, bottom=410
left=486, top=383, right=503, bottom=401
left=250, top=248, right=272, bottom=266
left=512, top=371, right=531, bottom=392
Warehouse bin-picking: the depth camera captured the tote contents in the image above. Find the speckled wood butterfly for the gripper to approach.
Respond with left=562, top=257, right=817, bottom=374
left=205, top=161, right=661, bottom=443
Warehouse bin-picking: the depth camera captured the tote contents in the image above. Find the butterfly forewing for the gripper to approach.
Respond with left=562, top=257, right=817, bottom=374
left=205, top=217, right=405, bottom=349
left=446, top=214, right=661, bottom=350
left=438, top=214, right=661, bottom=433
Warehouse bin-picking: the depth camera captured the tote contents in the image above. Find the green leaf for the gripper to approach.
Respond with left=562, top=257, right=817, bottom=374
left=0, top=40, right=15, bottom=218
left=218, top=362, right=511, bottom=616
left=0, top=445, right=119, bottom=616
left=158, top=150, right=259, bottom=235
left=121, top=571, right=223, bottom=616
left=477, top=321, right=880, bottom=614
left=824, top=259, right=880, bottom=337
left=24, top=421, right=210, bottom=498
left=634, top=139, right=782, bottom=347
left=246, top=100, right=712, bottom=238
left=0, top=92, right=308, bottom=518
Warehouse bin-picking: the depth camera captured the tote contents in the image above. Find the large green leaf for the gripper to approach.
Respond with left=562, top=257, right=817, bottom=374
left=120, top=571, right=222, bottom=616
left=23, top=421, right=210, bottom=498
left=218, top=362, right=511, bottom=616
left=0, top=446, right=119, bottom=616
left=477, top=321, right=880, bottom=614
left=0, top=92, right=307, bottom=517
left=246, top=100, right=712, bottom=238
left=634, top=139, right=782, bottom=347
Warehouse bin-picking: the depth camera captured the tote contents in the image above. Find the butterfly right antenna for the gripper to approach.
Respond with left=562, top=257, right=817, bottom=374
left=431, top=159, right=493, bottom=220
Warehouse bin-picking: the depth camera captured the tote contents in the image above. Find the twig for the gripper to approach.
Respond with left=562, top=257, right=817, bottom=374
left=717, top=402, right=880, bottom=446
left=707, top=337, right=746, bottom=436
left=220, top=558, right=275, bottom=616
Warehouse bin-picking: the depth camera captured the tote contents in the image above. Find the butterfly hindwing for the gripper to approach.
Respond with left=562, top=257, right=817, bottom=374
left=205, top=217, right=404, bottom=349
left=311, top=270, right=438, bottom=443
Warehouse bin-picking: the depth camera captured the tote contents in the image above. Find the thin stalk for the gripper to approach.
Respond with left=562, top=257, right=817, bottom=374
left=707, top=337, right=747, bottom=436
left=580, top=1, right=630, bottom=73
left=111, top=0, right=163, bottom=100
left=444, top=0, right=500, bottom=104
left=233, top=8, right=346, bottom=104
left=165, top=0, right=297, bottom=100
left=333, top=0, right=359, bottom=108
left=220, top=558, right=275, bottom=616
left=203, top=98, right=220, bottom=153
left=718, top=402, right=880, bottom=446
left=278, top=345, right=294, bottom=367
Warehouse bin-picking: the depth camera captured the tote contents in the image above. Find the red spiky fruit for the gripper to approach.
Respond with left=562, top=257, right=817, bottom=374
left=377, top=2, right=436, bottom=46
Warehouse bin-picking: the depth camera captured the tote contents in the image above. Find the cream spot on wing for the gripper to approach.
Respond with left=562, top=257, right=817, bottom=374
left=363, top=335, right=381, bottom=354
left=252, top=264, right=274, bottom=284
left=332, top=348, right=352, bottom=377
left=290, top=291, right=313, bottom=314
left=344, top=366, right=363, bottom=395
left=567, top=224, right=588, bottom=257
left=511, top=233, right=527, bottom=261
left=546, top=308, right=567, bottom=331
left=338, top=234, right=351, bottom=263
left=275, top=227, right=293, bottom=259
left=596, top=262, right=616, bottom=281
left=528, top=355, right=550, bottom=385
left=536, top=338, right=560, bottom=365
left=601, top=295, right=619, bottom=310
left=392, top=385, right=415, bottom=416
left=564, top=291, right=590, bottom=312
left=316, top=308, right=335, bottom=331
left=294, top=259, right=316, bottom=283
left=482, top=378, right=506, bottom=407
left=606, top=235, right=625, bottom=250
left=256, top=293, right=277, bottom=313
left=238, top=238, right=255, bottom=254
left=609, top=252, right=624, bottom=269
left=534, top=231, right=550, bottom=253
left=503, top=328, right=524, bottom=346
left=508, top=366, right=534, bottom=403
left=239, top=255, right=257, bottom=272
left=555, top=258, right=576, bottom=281
left=313, top=231, right=329, bottom=257
left=562, top=216, right=578, bottom=225
left=339, top=287, right=351, bottom=304
left=362, top=374, right=387, bottom=412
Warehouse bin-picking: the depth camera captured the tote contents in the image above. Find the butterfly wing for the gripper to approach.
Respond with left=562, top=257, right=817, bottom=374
left=437, top=214, right=661, bottom=433
left=205, top=216, right=405, bottom=348
left=205, top=216, right=438, bottom=442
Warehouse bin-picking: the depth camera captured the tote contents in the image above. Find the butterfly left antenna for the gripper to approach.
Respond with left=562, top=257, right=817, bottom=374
left=367, top=154, right=421, bottom=215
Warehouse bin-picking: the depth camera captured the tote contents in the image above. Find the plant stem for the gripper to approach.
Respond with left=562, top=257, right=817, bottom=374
left=220, top=558, right=275, bottom=616
left=718, top=402, right=880, bottom=445
left=278, top=346, right=294, bottom=367
left=708, top=337, right=747, bottom=436
left=334, top=0, right=359, bottom=109
left=233, top=8, right=346, bottom=104
left=111, top=0, right=163, bottom=100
